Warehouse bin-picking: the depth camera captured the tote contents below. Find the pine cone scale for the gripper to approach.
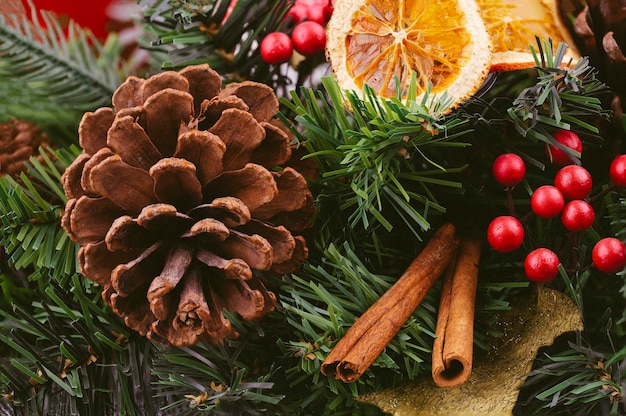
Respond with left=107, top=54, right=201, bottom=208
left=107, top=116, right=162, bottom=170
left=173, top=130, right=225, bottom=185
left=195, top=249, right=252, bottom=280
left=150, top=158, right=203, bottom=211
left=88, top=154, right=156, bottom=214
left=111, top=241, right=168, bottom=296
left=143, top=89, right=194, bottom=157
left=204, top=163, right=278, bottom=212
left=208, top=108, right=265, bottom=171
left=78, top=108, right=115, bottom=156
left=217, top=231, right=273, bottom=271
left=68, top=196, right=127, bottom=245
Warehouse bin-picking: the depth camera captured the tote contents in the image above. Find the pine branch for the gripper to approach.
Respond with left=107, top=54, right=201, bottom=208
left=0, top=8, right=130, bottom=143
left=507, top=39, right=612, bottom=164
left=280, top=75, right=469, bottom=248
left=139, top=0, right=312, bottom=92
left=0, top=274, right=168, bottom=416
left=151, top=336, right=285, bottom=415
left=0, top=146, right=80, bottom=283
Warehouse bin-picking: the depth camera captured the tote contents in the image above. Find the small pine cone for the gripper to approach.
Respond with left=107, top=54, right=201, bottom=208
left=61, top=64, right=315, bottom=347
left=0, top=119, right=49, bottom=177
left=574, top=1, right=626, bottom=110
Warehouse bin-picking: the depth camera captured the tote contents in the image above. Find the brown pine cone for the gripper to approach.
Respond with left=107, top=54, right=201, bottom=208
left=574, top=0, right=626, bottom=110
left=61, top=64, right=315, bottom=347
left=0, top=119, right=49, bottom=177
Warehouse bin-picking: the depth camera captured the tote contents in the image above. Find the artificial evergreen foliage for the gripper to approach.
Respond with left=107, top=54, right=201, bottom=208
left=0, top=1, right=624, bottom=415
left=0, top=8, right=132, bottom=143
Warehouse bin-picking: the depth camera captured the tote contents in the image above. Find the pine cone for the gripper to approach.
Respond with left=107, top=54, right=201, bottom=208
left=0, top=119, right=49, bottom=177
left=61, top=64, right=314, bottom=347
left=574, top=0, right=626, bottom=110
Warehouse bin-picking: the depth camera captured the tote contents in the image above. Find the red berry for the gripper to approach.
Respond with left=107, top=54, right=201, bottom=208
left=492, top=153, right=526, bottom=187
left=545, top=130, right=583, bottom=165
left=487, top=216, right=525, bottom=253
left=561, top=200, right=595, bottom=232
left=286, top=3, right=309, bottom=24
left=291, top=21, right=327, bottom=56
left=260, top=32, right=293, bottom=65
left=524, top=248, right=560, bottom=283
left=531, top=185, right=565, bottom=218
left=609, top=154, right=626, bottom=187
left=554, top=165, right=593, bottom=200
left=305, top=6, right=327, bottom=25
left=592, top=237, right=626, bottom=274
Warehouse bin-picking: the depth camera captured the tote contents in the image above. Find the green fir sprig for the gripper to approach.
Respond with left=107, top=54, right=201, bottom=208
left=0, top=7, right=131, bottom=143
left=280, top=75, right=470, bottom=255
left=0, top=146, right=80, bottom=285
left=139, top=0, right=302, bottom=92
left=508, top=39, right=611, bottom=164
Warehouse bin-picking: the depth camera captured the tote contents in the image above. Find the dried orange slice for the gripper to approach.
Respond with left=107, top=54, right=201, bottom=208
left=476, top=0, right=580, bottom=71
left=326, top=0, right=493, bottom=107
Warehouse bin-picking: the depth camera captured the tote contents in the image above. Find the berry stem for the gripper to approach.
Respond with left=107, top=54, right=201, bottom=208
left=588, top=183, right=615, bottom=204
left=506, top=187, right=516, bottom=217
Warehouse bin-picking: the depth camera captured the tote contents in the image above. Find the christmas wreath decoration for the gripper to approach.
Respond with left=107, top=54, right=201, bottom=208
left=0, top=1, right=625, bottom=415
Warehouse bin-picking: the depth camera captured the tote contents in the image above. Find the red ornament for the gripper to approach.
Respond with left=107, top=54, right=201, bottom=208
left=609, top=154, right=626, bottom=188
left=492, top=153, right=526, bottom=187
left=487, top=216, right=525, bottom=253
left=291, top=21, right=327, bottom=56
left=545, top=130, right=583, bottom=165
left=561, top=200, right=595, bottom=232
left=530, top=185, right=565, bottom=218
left=524, top=248, right=560, bottom=282
left=26, top=0, right=115, bottom=40
left=592, top=237, right=626, bottom=274
left=554, top=165, right=593, bottom=200
left=260, top=32, right=294, bottom=65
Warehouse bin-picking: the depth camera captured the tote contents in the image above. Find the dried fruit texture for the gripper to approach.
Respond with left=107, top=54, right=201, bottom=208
left=573, top=0, right=626, bottom=113
left=477, top=0, right=581, bottom=71
left=61, top=64, right=315, bottom=347
left=0, top=119, right=49, bottom=177
left=325, top=0, right=493, bottom=107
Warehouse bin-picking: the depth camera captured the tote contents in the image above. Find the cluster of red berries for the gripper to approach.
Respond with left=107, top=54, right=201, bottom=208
left=259, top=0, right=332, bottom=65
left=487, top=130, right=626, bottom=283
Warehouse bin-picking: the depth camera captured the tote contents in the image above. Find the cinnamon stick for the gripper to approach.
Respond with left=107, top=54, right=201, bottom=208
left=321, top=223, right=459, bottom=382
left=431, top=237, right=481, bottom=388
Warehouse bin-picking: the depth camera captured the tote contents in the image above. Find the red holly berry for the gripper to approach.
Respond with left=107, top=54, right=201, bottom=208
left=304, top=5, right=328, bottom=25
left=291, top=21, right=327, bottom=56
left=545, top=130, right=583, bottom=165
left=492, top=153, right=526, bottom=187
left=554, top=165, right=593, bottom=200
left=561, top=200, right=595, bottom=232
left=286, top=3, right=309, bottom=24
left=609, top=154, right=626, bottom=188
left=524, top=248, right=560, bottom=282
left=531, top=185, right=565, bottom=218
left=487, top=216, right=525, bottom=253
left=260, top=32, right=293, bottom=65
left=592, top=237, right=626, bottom=274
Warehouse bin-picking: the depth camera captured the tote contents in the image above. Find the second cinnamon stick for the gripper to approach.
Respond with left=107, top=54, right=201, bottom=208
left=321, top=223, right=459, bottom=382
left=431, top=237, right=481, bottom=387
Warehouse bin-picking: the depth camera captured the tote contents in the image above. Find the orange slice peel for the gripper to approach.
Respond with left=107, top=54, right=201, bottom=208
left=325, top=0, right=581, bottom=108
left=326, top=0, right=493, bottom=108
left=477, top=0, right=580, bottom=72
